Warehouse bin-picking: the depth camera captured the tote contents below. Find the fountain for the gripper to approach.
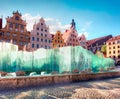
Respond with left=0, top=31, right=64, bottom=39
left=0, top=42, right=115, bottom=74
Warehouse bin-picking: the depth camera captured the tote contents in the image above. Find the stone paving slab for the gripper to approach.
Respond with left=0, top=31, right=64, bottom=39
left=0, top=78, right=120, bottom=99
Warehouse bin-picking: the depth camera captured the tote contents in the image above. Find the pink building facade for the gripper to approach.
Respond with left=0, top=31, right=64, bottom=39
left=30, top=18, right=51, bottom=50
left=78, top=34, right=87, bottom=49
left=63, top=19, right=80, bottom=46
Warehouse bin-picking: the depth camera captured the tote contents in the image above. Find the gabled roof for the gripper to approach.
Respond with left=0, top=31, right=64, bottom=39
left=107, top=35, right=120, bottom=42
left=87, top=35, right=112, bottom=46
left=78, top=34, right=86, bottom=41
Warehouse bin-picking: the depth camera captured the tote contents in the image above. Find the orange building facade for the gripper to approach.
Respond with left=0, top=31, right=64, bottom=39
left=0, top=11, right=30, bottom=50
left=52, top=31, right=65, bottom=48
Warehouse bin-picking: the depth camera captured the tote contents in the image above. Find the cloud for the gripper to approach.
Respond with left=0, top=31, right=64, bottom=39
left=78, top=32, right=89, bottom=38
left=78, top=21, right=93, bottom=38
left=22, top=13, right=70, bottom=34
left=22, top=13, right=41, bottom=31
left=45, top=18, right=70, bottom=34
left=22, top=13, right=92, bottom=39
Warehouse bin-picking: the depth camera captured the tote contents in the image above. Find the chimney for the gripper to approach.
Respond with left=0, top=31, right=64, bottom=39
left=0, top=18, right=2, bottom=29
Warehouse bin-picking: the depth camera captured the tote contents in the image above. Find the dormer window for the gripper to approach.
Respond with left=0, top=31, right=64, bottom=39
left=15, top=16, right=19, bottom=21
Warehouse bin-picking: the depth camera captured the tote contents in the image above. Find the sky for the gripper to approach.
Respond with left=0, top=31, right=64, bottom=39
left=0, top=0, right=120, bottom=40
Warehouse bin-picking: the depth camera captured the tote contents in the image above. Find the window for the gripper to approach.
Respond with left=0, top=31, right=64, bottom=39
left=45, top=30, right=47, bottom=32
left=109, top=47, right=111, bottom=49
left=26, top=36, right=29, bottom=39
left=41, top=29, right=43, bottom=31
left=6, top=33, right=10, bottom=36
left=15, top=23, right=19, bottom=28
left=41, top=33, right=43, bottom=36
left=37, top=27, right=39, bottom=30
left=45, top=45, right=47, bottom=49
left=49, top=40, right=51, bottom=43
left=41, top=23, right=43, bottom=25
left=118, top=46, right=120, bottom=48
left=20, top=35, right=23, bottom=39
left=41, top=39, right=43, bottom=42
left=20, top=42, right=23, bottom=46
left=37, top=38, right=39, bottom=41
left=20, top=25, right=24, bottom=29
left=108, top=42, right=111, bottom=45
left=45, top=34, right=47, bottom=37
left=32, top=44, right=34, bottom=48
left=118, top=50, right=120, bottom=53
left=113, top=46, right=115, bottom=49
left=20, top=30, right=24, bottom=33
left=113, top=56, right=116, bottom=59
left=113, top=51, right=115, bottom=54
left=37, top=32, right=39, bottom=35
left=45, top=39, right=47, bottom=42
left=32, top=37, right=34, bottom=41
left=109, top=51, right=111, bottom=54
left=9, top=22, right=13, bottom=28
left=13, top=40, right=16, bottom=44
left=113, top=42, right=115, bottom=44
left=37, top=44, right=39, bottom=48
left=25, top=42, right=28, bottom=46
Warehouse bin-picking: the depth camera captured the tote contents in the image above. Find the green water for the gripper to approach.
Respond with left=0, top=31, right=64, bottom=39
left=0, top=42, right=114, bottom=73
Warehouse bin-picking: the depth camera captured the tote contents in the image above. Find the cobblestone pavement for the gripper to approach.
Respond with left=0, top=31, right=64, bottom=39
left=0, top=78, right=120, bottom=99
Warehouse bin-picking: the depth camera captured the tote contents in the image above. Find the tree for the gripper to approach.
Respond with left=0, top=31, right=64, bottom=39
left=101, top=45, right=106, bottom=53
left=101, top=45, right=107, bottom=57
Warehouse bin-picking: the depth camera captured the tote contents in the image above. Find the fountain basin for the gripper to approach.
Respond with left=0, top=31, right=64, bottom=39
left=0, top=71, right=119, bottom=90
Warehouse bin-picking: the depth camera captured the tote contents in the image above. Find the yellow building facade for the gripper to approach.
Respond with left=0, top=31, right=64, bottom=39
left=106, top=35, right=120, bottom=64
left=52, top=31, right=65, bottom=48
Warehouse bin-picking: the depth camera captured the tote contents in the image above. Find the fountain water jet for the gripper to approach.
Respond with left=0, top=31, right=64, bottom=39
left=0, top=42, right=115, bottom=74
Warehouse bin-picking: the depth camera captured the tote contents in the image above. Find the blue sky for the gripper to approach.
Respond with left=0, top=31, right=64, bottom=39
left=0, top=0, right=120, bottom=40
